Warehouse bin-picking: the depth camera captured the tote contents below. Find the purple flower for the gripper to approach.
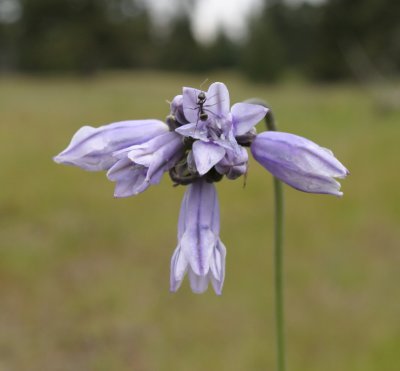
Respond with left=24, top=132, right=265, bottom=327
left=107, top=132, right=184, bottom=197
left=54, top=81, right=349, bottom=296
left=170, top=180, right=226, bottom=295
left=215, top=146, right=249, bottom=180
left=176, top=82, right=268, bottom=176
left=53, top=118, right=186, bottom=197
left=54, top=120, right=168, bottom=171
left=251, top=132, right=349, bottom=196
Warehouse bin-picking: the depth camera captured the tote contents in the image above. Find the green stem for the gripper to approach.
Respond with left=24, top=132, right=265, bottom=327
left=266, top=109, right=285, bottom=371
left=273, top=176, right=285, bottom=371
left=246, top=99, right=285, bottom=371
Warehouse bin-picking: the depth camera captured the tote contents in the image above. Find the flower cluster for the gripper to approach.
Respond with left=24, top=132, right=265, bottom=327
left=54, top=82, right=348, bottom=294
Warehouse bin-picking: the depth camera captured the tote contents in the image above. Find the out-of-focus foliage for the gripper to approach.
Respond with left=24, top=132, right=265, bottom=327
left=310, top=0, right=400, bottom=80
left=0, top=0, right=399, bottom=80
left=155, top=16, right=201, bottom=72
left=10, top=0, right=153, bottom=72
left=241, top=0, right=321, bottom=81
left=242, top=0, right=400, bottom=81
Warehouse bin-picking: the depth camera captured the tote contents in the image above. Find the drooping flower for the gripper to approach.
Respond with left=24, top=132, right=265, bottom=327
left=251, top=131, right=349, bottom=196
left=170, top=180, right=226, bottom=295
left=54, top=120, right=169, bottom=171
left=53, top=116, right=185, bottom=197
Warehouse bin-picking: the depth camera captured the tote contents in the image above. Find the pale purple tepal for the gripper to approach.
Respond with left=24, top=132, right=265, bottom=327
left=251, top=132, right=349, bottom=196
left=170, top=180, right=226, bottom=295
left=54, top=82, right=348, bottom=294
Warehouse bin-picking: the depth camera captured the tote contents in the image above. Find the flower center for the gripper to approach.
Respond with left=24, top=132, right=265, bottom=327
left=207, top=119, right=224, bottom=141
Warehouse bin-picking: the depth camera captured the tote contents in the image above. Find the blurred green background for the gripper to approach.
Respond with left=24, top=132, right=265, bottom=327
left=1, top=72, right=399, bottom=370
left=1, top=0, right=400, bottom=370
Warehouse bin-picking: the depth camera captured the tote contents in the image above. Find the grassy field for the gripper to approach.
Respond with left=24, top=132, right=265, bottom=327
left=0, top=71, right=399, bottom=371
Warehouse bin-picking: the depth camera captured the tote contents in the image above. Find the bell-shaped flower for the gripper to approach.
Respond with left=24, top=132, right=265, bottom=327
left=170, top=180, right=226, bottom=295
left=215, top=146, right=249, bottom=180
left=107, top=132, right=184, bottom=198
left=54, top=120, right=168, bottom=171
left=251, top=131, right=349, bottom=196
left=176, top=82, right=267, bottom=176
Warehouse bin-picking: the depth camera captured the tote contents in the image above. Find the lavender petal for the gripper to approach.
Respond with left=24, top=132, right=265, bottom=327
left=170, top=247, right=188, bottom=292
left=215, top=146, right=248, bottom=180
left=205, top=82, right=230, bottom=119
left=175, top=122, right=209, bottom=142
left=231, top=103, right=268, bottom=137
left=127, top=132, right=184, bottom=183
left=209, top=240, right=226, bottom=295
left=170, top=180, right=226, bottom=295
left=54, top=120, right=168, bottom=171
left=183, top=87, right=203, bottom=123
left=192, top=141, right=226, bottom=175
left=106, top=158, right=150, bottom=197
left=182, top=82, right=230, bottom=123
left=251, top=131, right=349, bottom=196
left=188, top=268, right=211, bottom=294
left=170, top=94, right=189, bottom=126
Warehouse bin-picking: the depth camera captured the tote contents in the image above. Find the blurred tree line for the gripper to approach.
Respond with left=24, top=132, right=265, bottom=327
left=0, top=0, right=399, bottom=81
